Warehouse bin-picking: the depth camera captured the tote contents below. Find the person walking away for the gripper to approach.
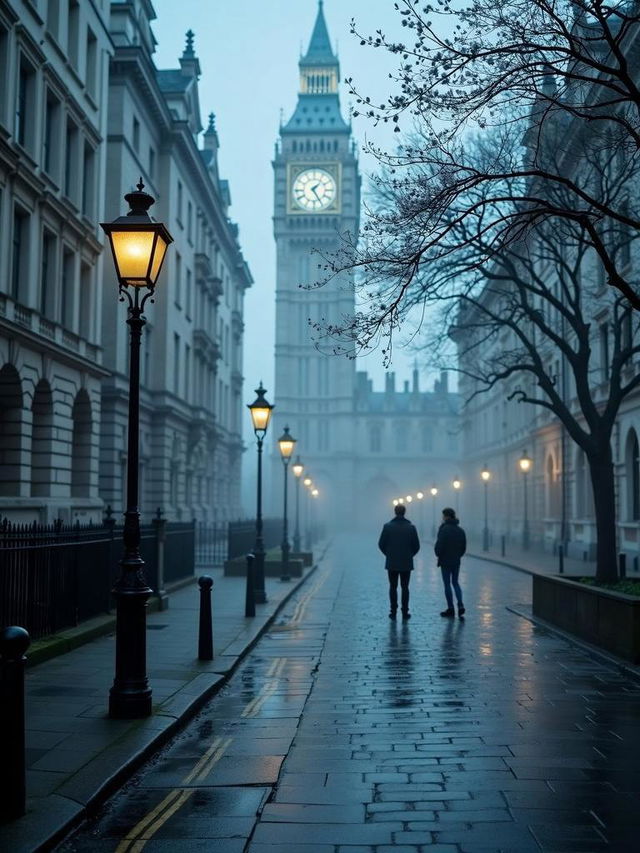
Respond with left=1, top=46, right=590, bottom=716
left=378, top=504, right=420, bottom=620
left=435, top=507, right=467, bottom=618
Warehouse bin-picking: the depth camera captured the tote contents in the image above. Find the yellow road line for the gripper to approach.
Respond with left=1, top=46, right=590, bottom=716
left=115, top=736, right=233, bottom=852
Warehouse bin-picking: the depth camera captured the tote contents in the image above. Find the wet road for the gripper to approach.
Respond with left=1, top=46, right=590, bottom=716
left=58, top=533, right=640, bottom=852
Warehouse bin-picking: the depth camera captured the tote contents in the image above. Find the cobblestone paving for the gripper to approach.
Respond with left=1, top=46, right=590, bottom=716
left=58, top=533, right=640, bottom=852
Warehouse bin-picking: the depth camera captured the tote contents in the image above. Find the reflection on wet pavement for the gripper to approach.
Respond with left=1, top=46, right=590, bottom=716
left=57, top=532, right=640, bottom=852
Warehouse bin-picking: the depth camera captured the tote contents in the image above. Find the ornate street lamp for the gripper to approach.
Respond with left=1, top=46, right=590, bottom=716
left=481, top=466, right=491, bottom=551
left=430, top=486, right=438, bottom=537
left=452, top=476, right=461, bottom=515
left=247, top=382, right=274, bottom=602
left=292, top=457, right=304, bottom=553
left=519, top=451, right=533, bottom=550
left=100, top=179, right=173, bottom=719
left=277, top=426, right=297, bottom=582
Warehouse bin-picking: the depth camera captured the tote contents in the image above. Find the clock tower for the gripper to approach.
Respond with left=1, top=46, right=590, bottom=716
left=272, top=1, right=360, bottom=523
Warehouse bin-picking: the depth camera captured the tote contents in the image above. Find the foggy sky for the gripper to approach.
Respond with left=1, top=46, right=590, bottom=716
left=152, top=0, right=427, bottom=398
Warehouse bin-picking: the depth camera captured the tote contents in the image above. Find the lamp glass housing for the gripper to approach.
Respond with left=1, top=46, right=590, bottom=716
left=416, top=491, right=424, bottom=499
left=247, top=383, right=274, bottom=435
left=311, top=489, right=319, bottom=497
left=278, top=426, right=297, bottom=461
left=292, top=458, right=304, bottom=478
left=519, top=453, right=532, bottom=473
left=430, top=487, right=438, bottom=496
left=406, top=495, right=412, bottom=502
left=453, top=478, right=461, bottom=489
left=303, top=477, right=312, bottom=487
left=481, top=468, right=491, bottom=482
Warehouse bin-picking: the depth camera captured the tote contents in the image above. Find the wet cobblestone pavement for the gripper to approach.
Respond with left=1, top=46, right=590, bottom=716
left=58, top=533, right=640, bottom=852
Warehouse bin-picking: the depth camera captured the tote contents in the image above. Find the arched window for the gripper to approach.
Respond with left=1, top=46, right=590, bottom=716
left=575, top=449, right=593, bottom=518
left=0, top=364, right=24, bottom=496
left=626, top=428, right=640, bottom=521
left=545, top=453, right=561, bottom=517
left=71, top=390, right=92, bottom=497
left=31, top=379, right=53, bottom=497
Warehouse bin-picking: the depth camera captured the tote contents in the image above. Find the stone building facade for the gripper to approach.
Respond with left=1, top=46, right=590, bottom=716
left=100, top=5, right=251, bottom=524
left=0, top=0, right=112, bottom=523
left=0, top=0, right=250, bottom=525
left=271, top=3, right=460, bottom=532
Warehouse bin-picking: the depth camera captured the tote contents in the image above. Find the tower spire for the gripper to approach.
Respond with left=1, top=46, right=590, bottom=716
left=301, top=0, right=336, bottom=66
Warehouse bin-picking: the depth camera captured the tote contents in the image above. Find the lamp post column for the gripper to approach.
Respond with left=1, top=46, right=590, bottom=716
left=254, top=436, right=267, bottom=602
left=483, top=480, right=489, bottom=552
left=293, top=474, right=301, bottom=553
left=523, top=472, right=530, bottom=550
left=281, top=459, right=290, bottom=581
left=110, top=293, right=152, bottom=719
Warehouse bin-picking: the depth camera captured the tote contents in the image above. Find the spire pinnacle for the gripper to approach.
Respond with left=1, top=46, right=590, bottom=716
left=301, top=0, right=337, bottom=66
left=183, top=29, right=195, bottom=58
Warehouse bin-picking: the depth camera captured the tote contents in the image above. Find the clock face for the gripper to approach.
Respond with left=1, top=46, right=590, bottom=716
left=292, top=168, right=337, bottom=211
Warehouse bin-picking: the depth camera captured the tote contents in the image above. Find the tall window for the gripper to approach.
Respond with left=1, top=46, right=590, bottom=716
left=11, top=208, right=29, bottom=303
left=174, top=333, right=180, bottom=394
left=174, top=252, right=182, bottom=306
left=47, top=0, right=60, bottom=39
left=184, top=344, right=191, bottom=403
left=627, top=430, right=640, bottom=521
left=16, top=59, right=35, bottom=150
left=64, top=120, right=79, bottom=201
left=79, top=263, right=92, bottom=338
left=61, top=248, right=75, bottom=328
left=67, top=0, right=80, bottom=69
left=177, top=180, right=183, bottom=222
left=44, top=92, right=61, bottom=177
left=40, top=231, right=57, bottom=318
left=82, top=143, right=95, bottom=217
left=422, top=425, right=433, bottom=452
left=132, top=116, right=140, bottom=152
left=86, top=28, right=97, bottom=97
left=186, top=268, right=192, bottom=318
left=149, top=147, right=155, bottom=179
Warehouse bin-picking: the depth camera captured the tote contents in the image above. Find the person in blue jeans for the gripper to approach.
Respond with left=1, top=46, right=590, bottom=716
left=434, top=507, right=467, bottom=618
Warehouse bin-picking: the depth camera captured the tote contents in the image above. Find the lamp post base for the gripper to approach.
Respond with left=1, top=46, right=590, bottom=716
left=109, top=586, right=152, bottom=719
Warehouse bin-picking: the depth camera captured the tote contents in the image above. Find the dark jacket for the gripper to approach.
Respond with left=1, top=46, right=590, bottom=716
left=378, top=517, right=420, bottom=572
left=434, top=518, right=467, bottom=570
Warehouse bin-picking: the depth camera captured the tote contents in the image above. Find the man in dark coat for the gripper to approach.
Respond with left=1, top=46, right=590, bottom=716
left=378, top=504, right=420, bottom=620
left=434, top=507, right=467, bottom=618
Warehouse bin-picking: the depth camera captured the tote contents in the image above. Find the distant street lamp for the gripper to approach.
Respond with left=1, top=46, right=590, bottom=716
left=392, top=499, right=399, bottom=506
left=101, top=179, right=173, bottom=720
left=277, top=426, right=297, bottom=582
left=292, top=457, right=304, bottom=553
left=406, top=495, right=413, bottom=503
left=310, top=487, right=319, bottom=545
left=519, top=451, right=533, bottom=550
left=247, top=382, right=274, bottom=602
left=416, top=490, right=425, bottom=531
left=430, top=486, right=438, bottom=537
left=452, top=476, right=461, bottom=514
left=480, top=466, right=491, bottom=552
left=303, top=476, right=312, bottom=548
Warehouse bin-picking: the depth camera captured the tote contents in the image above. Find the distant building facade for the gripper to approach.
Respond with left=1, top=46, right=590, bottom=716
left=100, top=6, right=251, bottom=524
left=272, top=3, right=459, bottom=530
left=0, top=0, right=112, bottom=523
left=0, top=0, right=250, bottom=525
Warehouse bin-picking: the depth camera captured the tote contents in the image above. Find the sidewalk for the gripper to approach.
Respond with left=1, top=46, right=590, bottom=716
left=0, top=552, right=323, bottom=853
left=467, top=538, right=598, bottom=578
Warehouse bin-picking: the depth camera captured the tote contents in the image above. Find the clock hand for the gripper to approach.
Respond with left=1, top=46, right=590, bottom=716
left=310, top=184, right=321, bottom=200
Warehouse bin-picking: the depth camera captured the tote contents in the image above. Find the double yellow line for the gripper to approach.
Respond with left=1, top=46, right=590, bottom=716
left=114, top=736, right=233, bottom=852
left=114, top=571, right=328, bottom=849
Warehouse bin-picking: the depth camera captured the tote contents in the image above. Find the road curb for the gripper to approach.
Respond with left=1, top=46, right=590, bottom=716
left=3, top=553, right=326, bottom=853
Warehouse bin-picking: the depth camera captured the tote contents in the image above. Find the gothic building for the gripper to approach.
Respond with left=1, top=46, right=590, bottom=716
left=272, top=2, right=460, bottom=530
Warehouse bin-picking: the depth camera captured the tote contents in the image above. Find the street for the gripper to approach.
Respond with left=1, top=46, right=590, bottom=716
left=58, top=533, right=640, bottom=852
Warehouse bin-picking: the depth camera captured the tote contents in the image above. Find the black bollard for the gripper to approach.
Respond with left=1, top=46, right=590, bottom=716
left=558, top=544, right=564, bottom=574
left=501, top=535, right=505, bottom=558
left=197, top=576, right=214, bottom=661
left=619, top=553, right=627, bottom=580
left=245, top=553, right=256, bottom=618
left=0, top=626, right=31, bottom=821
